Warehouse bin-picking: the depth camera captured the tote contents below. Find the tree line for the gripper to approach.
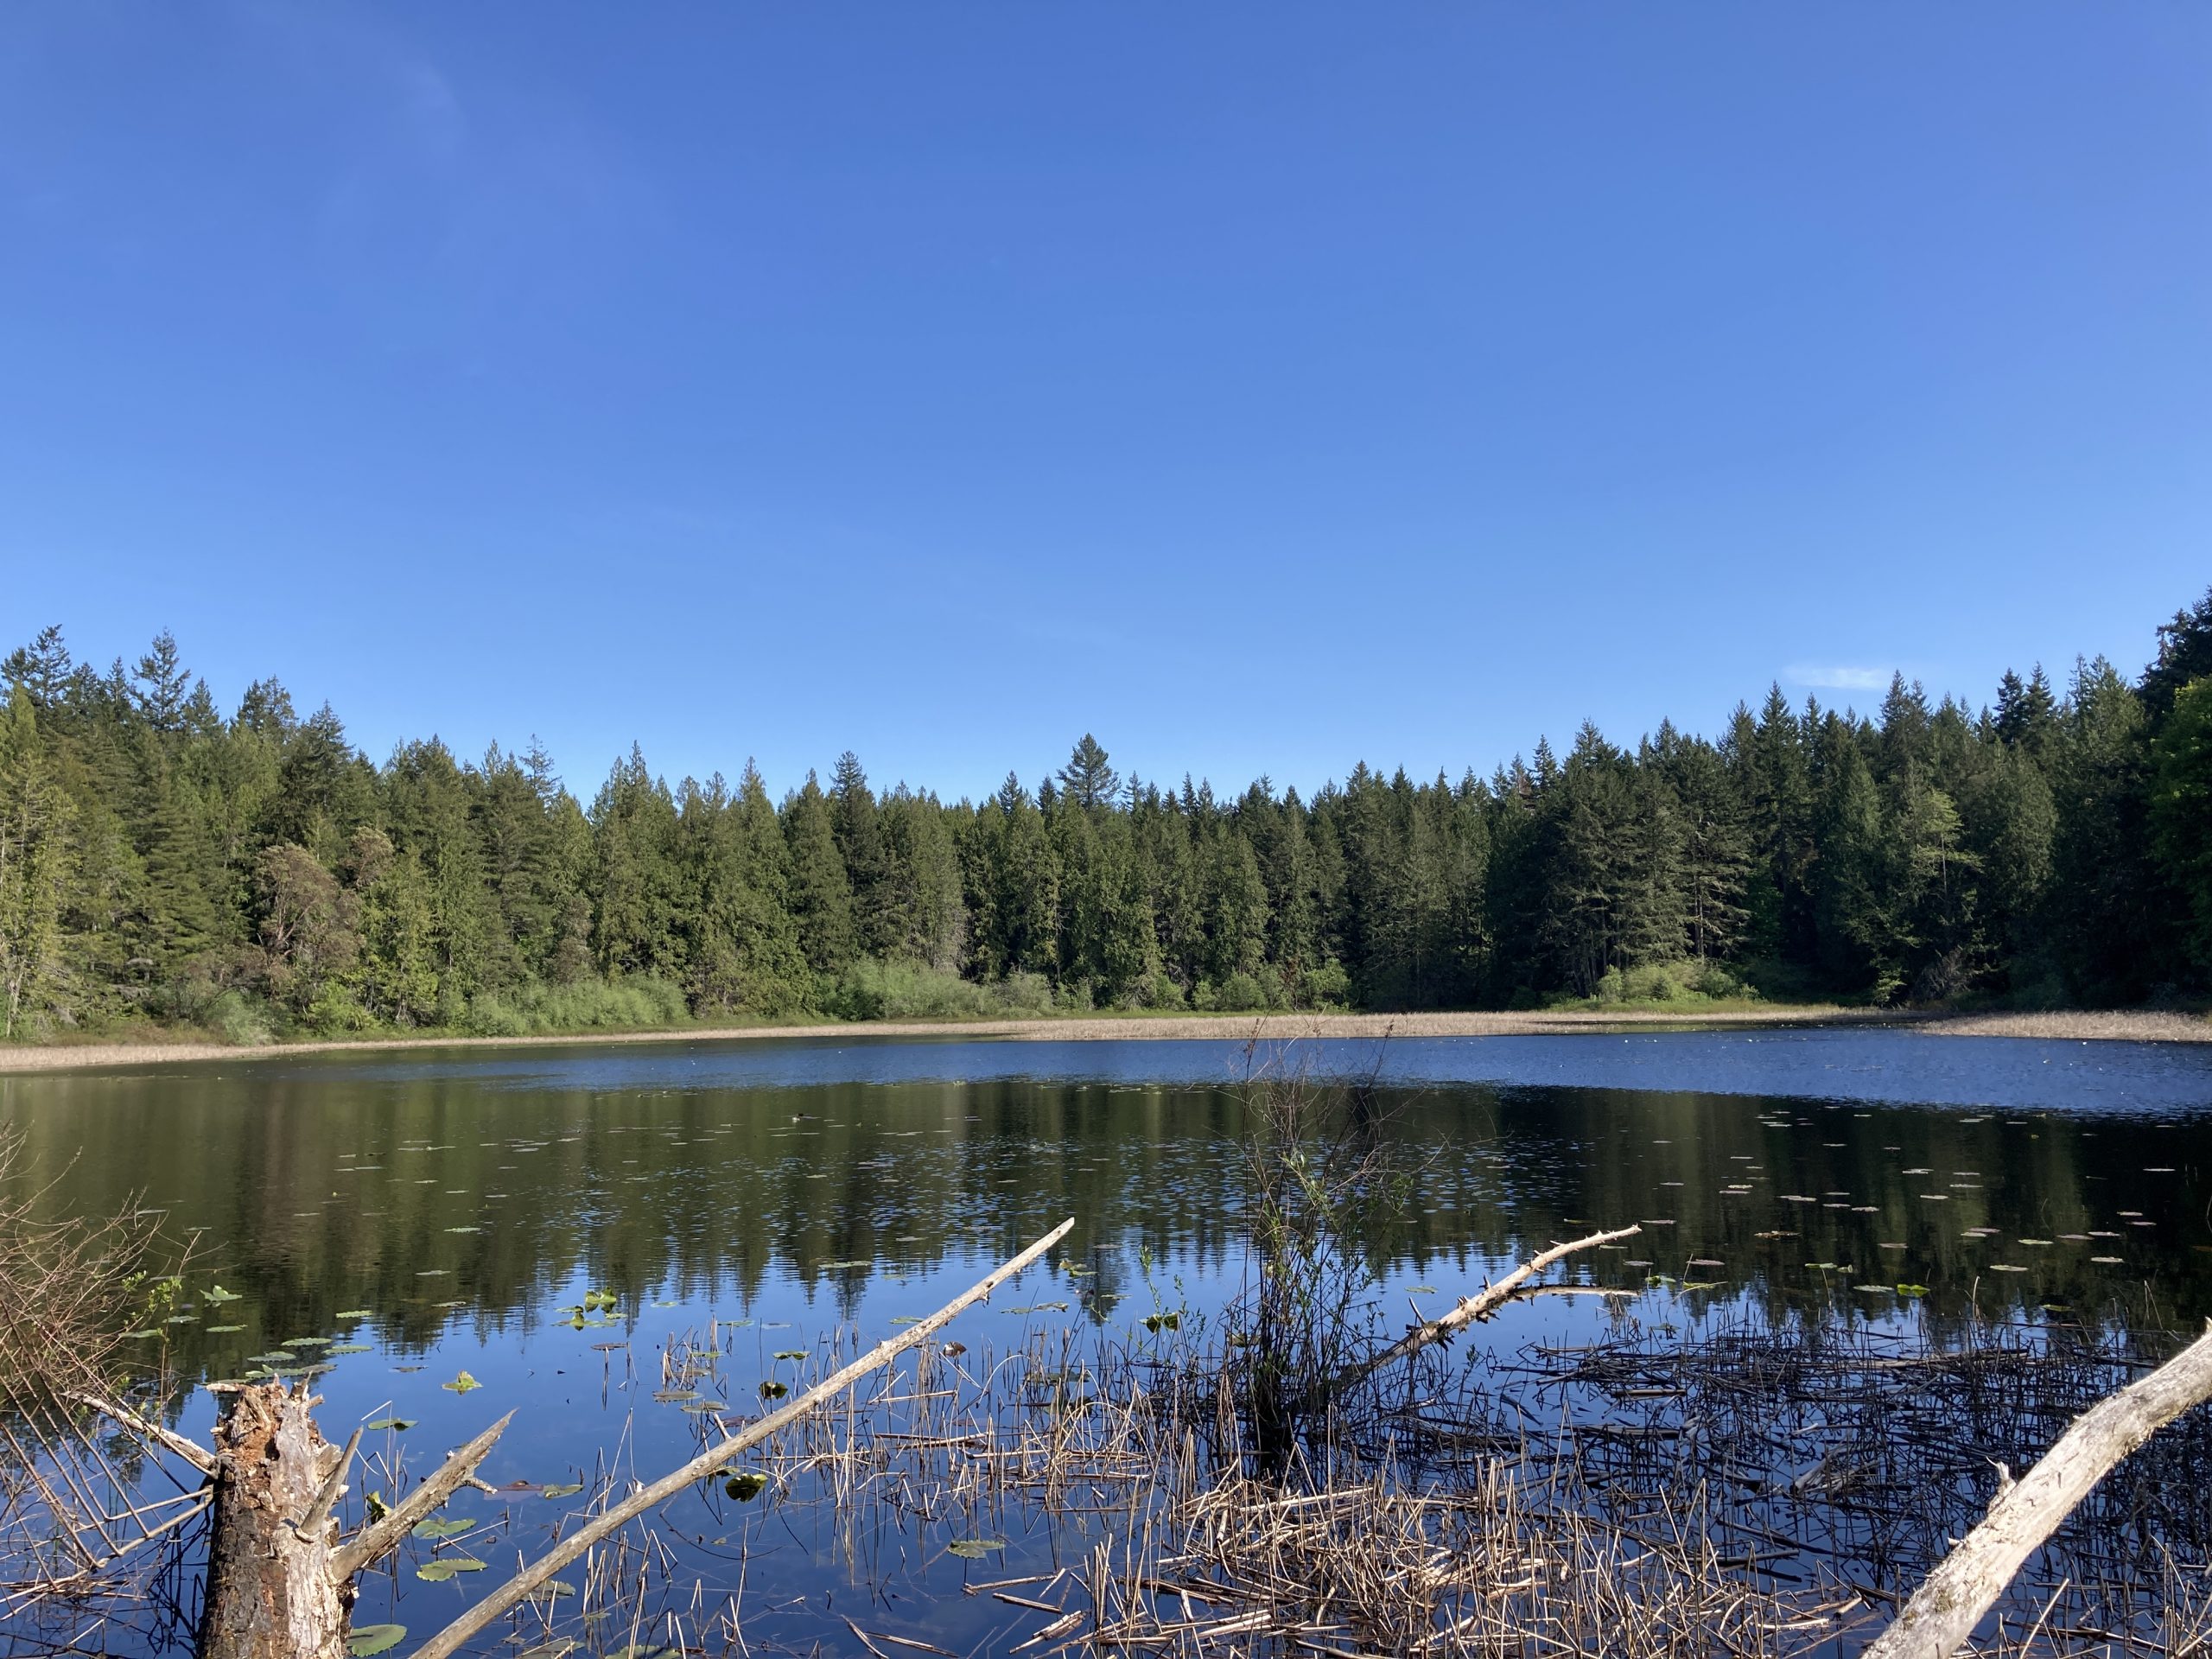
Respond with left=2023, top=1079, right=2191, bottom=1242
left=2, top=588, right=2209, bottom=1042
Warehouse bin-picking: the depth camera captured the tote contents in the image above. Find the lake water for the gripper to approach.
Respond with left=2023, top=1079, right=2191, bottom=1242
left=6, top=1025, right=2211, bottom=1654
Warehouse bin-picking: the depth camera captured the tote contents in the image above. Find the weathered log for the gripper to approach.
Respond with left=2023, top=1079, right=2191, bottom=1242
left=409, top=1217, right=1076, bottom=1659
left=195, top=1382, right=353, bottom=1659
left=1865, top=1321, right=2212, bottom=1659
left=1332, top=1223, right=1641, bottom=1392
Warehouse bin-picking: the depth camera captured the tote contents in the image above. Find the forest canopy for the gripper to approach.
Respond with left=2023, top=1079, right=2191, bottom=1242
left=2, top=588, right=2209, bottom=1043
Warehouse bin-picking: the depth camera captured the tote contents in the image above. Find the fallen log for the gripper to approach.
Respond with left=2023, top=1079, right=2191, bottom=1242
left=1864, top=1321, right=2212, bottom=1659
left=1332, top=1224, right=1641, bottom=1393
left=409, top=1216, right=1076, bottom=1659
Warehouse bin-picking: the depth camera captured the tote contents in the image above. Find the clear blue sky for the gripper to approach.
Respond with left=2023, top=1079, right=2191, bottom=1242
left=3, top=5, right=2206, bottom=804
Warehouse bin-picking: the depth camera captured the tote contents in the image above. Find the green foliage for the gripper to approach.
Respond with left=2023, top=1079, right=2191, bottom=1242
left=3, top=599, right=2209, bottom=1045
left=462, top=976, right=689, bottom=1037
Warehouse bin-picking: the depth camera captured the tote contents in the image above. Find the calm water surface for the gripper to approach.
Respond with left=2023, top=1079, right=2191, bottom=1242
left=5, top=1026, right=2211, bottom=1652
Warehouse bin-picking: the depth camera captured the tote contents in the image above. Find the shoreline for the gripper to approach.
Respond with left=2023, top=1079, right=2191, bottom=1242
left=0, top=1004, right=2201, bottom=1074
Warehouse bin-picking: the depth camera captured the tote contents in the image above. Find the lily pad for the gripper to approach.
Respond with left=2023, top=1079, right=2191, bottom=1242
left=412, top=1517, right=473, bottom=1541
left=415, top=1555, right=486, bottom=1582
left=772, top=1350, right=808, bottom=1361
left=327, top=1343, right=372, bottom=1356
left=336, top=1309, right=375, bottom=1320
left=445, top=1226, right=480, bottom=1235
left=365, top=1417, right=416, bottom=1432
left=346, top=1624, right=406, bottom=1656
left=946, top=1537, right=1007, bottom=1559
left=758, top=1381, right=788, bottom=1400
left=721, top=1471, right=767, bottom=1502
left=538, top=1482, right=583, bottom=1499
left=442, top=1370, right=482, bottom=1393
left=204, top=1286, right=242, bottom=1303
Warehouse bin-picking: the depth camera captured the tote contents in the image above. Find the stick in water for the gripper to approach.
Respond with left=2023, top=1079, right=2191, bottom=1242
left=409, top=1217, right=1076, bottom=1659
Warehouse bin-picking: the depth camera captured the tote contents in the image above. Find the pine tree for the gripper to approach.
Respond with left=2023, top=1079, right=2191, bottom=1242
left=783, top=772, right=855, bottom=975
left=2, top=626, right=73, bottom=709
left=2149, top=676, right=2212, bottom=980
left=1057, top=734, right=1121, bottom=810
left=0, top=688, right=76, bottom=1038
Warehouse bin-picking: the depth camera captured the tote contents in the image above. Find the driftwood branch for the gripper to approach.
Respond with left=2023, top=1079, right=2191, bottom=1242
left=1336, top=1224, right=1641, bottom=1391
left=69, top=1390, right=217, bottom=1477
left=1865, top=1321, right=2212, bottom=1659
left=409, top=1217, right=1076, bottom=1659
left=326, top=1412, right=512, bottom=1581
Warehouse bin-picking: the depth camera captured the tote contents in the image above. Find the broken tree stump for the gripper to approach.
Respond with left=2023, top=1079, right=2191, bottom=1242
left=195, top=1382, right=353, bottom=1659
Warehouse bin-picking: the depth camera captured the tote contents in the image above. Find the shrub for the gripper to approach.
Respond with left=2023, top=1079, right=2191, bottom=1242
left=461, top=975, right=690, bottom=1036
left=1300, top=959, right=1352, bottom=1010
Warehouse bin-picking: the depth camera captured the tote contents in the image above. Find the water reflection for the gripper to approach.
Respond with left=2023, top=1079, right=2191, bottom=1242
left=2, top=1031, right=2208, bottom=1382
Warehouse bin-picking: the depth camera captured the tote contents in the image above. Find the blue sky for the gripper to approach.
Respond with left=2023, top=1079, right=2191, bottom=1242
left=3, top=5, right=2206, bottom=804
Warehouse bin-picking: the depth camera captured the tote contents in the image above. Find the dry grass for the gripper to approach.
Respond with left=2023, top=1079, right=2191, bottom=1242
left=1925, top=1010, right=2212, bottom=1044
left=0, top=1132, right=202, bottom=1643
left=0, top=1006, right=1904, bottom=1073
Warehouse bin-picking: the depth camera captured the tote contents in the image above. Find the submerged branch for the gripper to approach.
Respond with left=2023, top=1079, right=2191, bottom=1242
left=408, top=1216, right=1075, bottom=1659
left=1333, top=1224, right=1641, bottom=1393
left=327, top=1413, right=511, bottom=1581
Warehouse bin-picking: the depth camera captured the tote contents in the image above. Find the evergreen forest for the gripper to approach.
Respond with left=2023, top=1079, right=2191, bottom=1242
left=3, top=588, right=2210, bottom=1044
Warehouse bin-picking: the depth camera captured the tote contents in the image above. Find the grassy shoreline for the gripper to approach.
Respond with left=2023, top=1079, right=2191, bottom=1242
left=0, top=1002, right=2204, bottom=1074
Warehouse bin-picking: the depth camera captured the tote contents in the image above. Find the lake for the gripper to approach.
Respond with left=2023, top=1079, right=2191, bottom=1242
left=5, top=1025, right=2211, bottom=1655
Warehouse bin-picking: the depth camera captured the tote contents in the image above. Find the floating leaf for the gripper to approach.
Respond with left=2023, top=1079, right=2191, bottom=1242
left=758, top=1381, right=788, bottom=1400
left=204, top=1286, right=241, bottom=1303
left=772, top=1350, right=808, bottom=1361
left=887, top=1316, right=922, bottom=1326
left=336, top=1309, right=374, bottom=1320
left=445, top=1226, right=480, bottom=1235
left=1141, top=1313, right=1180, bottom=1333
left=651, top=1389, right=697, bottom=1403
left=412, top=1517, right=473, bottom=1541
left=347, top=1624, right=406, bottom=1656
left=442, top=1370, right=481, bottom=1394
left=537, top=1482, right=583, bottom=1499
left=327, top=1343, right=372, bottom=1356
left=722, top=1471, right=768, bottom=1502
left=415, top=1555, right=486, bottom=1582
left=365, top=1417, right=416, bottom=1432
left=1894, top=1283, right=1930, bottom=1297
left=250, top=1352, right=297, bottom=1363
left=121, top=1329, right=161, bottom=1340
left=946, top=1537, right=1007, bottom=1559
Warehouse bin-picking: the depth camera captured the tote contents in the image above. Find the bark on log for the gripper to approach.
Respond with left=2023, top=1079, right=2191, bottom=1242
left=1865, top=1322, right=2212, bottom=1659
left=196, top=1382, right=353, bottom=1659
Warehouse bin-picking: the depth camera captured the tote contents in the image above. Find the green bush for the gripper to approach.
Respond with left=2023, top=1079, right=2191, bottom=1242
left=1300, top=959, right=1352, bottom=1010
left=992, top=971, right=1054, bottom=1017
left=822, top=958, right=995, bottom=1021
left=461, top=975, right=690, bottom=1036
left=1197, top=970, right=1273, bottom=1013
